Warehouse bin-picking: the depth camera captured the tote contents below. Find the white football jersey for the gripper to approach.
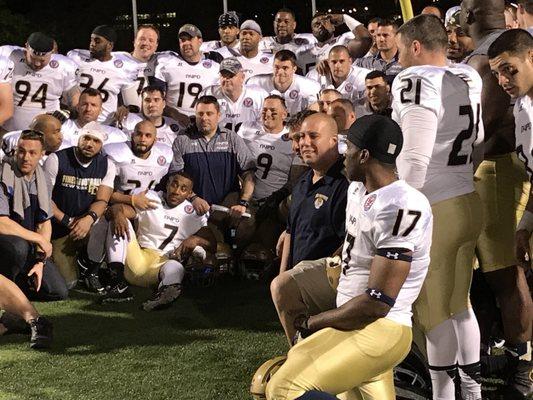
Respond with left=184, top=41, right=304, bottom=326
left=152, top=116, right=183, bottom=147
left=201, top=84, right=267, bottom=132
left=154, top=51, right=219, bottom=117
left=0, top=53, right=14, bottom=85
left=117, top=112, right=144, bottom=135
left=60, top=119, right=129, bottom=149
left=259, top=34, right=317, bottom=54
left=307, top=65, right=370, bottom=110
left=0, top=46, right=77, bottom=131
left=246, top=73, right=320, bottom=115
left=295, top=32, right=354, bottom=74
left=215, top=47, right=274, bottom=80
left=104, top=141, right=172, bottom=193
left=112, top=51, right=158, bottom=108
left=201, top=40, right=239, bottom=52
left=135, top=190, right=208, bottom=256
left=337, top=180, right=433, bottom=327
left=392, top=64, right=484, bottom=204
left=238, top=121, right=303, bottom=200
left=67, top=49, right=138, bottom=124
left=514, top=95, right=533, bottom=180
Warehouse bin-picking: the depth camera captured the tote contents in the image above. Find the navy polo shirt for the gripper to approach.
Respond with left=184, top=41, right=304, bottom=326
left=287, top=157, right=348, bottom=268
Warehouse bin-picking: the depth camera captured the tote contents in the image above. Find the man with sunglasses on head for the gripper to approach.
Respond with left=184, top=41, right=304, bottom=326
left=0, top=32, right=79, bottom=132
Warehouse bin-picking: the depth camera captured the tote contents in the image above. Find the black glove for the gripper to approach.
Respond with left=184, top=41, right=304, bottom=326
left=256, top=187, right=289, bottom=222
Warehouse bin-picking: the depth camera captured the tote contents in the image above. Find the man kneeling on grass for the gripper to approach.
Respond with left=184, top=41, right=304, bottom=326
left=102, top=171, right=216, bottom=309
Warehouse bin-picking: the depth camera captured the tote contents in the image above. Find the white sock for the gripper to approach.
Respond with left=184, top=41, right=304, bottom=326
left=452, top=308, right=482, bottom=400
left=426, top=318, right=458, bottom=400
left=158, top=260, right=185, bottom=288
left=86, top=218, right=109, bottom=262
left=106, top=220, right=134, bottom=264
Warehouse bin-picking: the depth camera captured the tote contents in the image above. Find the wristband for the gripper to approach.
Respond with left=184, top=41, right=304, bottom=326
left=343, top=14, right=362, bottom=30
left=86, top=210, right=98, bottom=224
left=366, top=288, right=396, bottom=307
left=61, top=214, right=71, bottom=227
left=239, top=199, right=250, bottom=208
left=189, top=194, right=198, bottom=202
left=517, top=210, right=533, bottom=233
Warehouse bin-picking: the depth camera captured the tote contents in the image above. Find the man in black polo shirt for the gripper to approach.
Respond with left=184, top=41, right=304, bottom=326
left=170, top=95, right=256, bottom=249
left=273, top=112, right=348, bottom=343
left=43, top=122, right=115, bottom=290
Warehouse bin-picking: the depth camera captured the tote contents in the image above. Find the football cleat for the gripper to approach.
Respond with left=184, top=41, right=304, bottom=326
left=250, top=356, right=287, bottom=400
left=83, top=273, right=106, bottom=295
left=29, top=316, right=53, bottom=349
left=142, top=284, right=182, bottom=312
left=0, top=312, right=30, bottom=335
left=100, top=283, right=133, bottom=304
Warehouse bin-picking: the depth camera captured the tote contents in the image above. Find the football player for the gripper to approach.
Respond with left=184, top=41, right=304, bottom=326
left=154, top=24, right=219, bottom=118
left=113, top=24, right=160, bottom=112
left=307, top=46, right=370, bottom=116
left=295, top=12, right=371, bottom=75
left=201, top=57, right=267, bottom=133
left=462, top=1, right=533, bottom=394
left=1, top=114, right=62, bottom=162
left=259, top=8, right=316, bottom=54
left=0, top=32, right=78, bottom=132
left=392, top=14, right=484, bottom=399
left=216, top=20, right=274, bottom=80
left=201, top=12, right=240, bottom=52
left=61, top=88, right=128, bottom=148
left=118, top=85, right=183, bottom=147
left=68, top=25, right=138, bottom=125
left=445, top=7, right=474, bottom=63
left=266, top=115, right=432, bottom=400
left=0, top=54, right=13, bottom=129
left=103, top=172, right=216, bottom=307
left=488, top=28, right=533, bottom=398
left=247, top=50, right=320, bottom=116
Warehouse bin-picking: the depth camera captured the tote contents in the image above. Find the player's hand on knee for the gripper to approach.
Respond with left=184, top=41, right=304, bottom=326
left=132, top=190, right=158, bottom=211
left=113, top=213, right=131, bottom=241
left=515, top=229, right=531, bottom=270
left=69, top=216, right=93, bottom=240
left=192, top=196, right=210, bottom=216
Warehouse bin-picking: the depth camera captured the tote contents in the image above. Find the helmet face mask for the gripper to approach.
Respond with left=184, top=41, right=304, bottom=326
left=250, top=356, right=287, bottom=399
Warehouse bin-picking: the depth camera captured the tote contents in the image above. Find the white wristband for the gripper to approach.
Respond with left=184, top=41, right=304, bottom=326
left=343, top=14, right=362, bottom=31
left=517, top=210, right=533, bottom=233
left=192, top=245, right=207, bottom=261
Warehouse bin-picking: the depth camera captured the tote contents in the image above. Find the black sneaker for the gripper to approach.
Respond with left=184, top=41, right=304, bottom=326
left=142, top=284, right=182, bottom=312
left=0, top=312, right=30, bottom=335
left=100, top=283, right=133, bottom=304
left=84, top=273, right=106, bottom=295
left=29, top=317, right=53, bottom=349
left=501, top=359, right=533, bottom=399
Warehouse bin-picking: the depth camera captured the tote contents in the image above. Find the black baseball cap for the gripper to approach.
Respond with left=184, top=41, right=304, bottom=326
left=347, top=115, right=403, bottom=164
left=27, top=32, right=54, bottom=55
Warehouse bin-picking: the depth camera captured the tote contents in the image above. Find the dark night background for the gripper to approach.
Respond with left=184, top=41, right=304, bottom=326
left=0, top=0, right=460, bottom=54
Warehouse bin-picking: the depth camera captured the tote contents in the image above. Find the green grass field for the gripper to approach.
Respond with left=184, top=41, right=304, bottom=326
left=0, top=278, right=288, bottom=400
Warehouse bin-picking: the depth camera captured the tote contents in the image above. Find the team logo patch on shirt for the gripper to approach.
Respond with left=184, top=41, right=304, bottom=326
left=170, top=124, right=180, bottom=132
left=314, top=193, right=329, bottom=209
left=289, top=89, right=299, bottom=99
left=281, top=133, right=290, bottom=141
left=260, top=57, right=270, bottom=64
left=49, top=60, right=59, bottom=69
left=364, top=194, right=376, bottom=211
left=114, top=59, right=124, bottom=68
left=157, top=156, right=166, bottom=165
left=243, top=97, right=253, bottom=107
left=184, top=204, right=194, bottom=214
left=345, top=83, right=353, bottom=92
left=203, top=60, right=213, bottom=68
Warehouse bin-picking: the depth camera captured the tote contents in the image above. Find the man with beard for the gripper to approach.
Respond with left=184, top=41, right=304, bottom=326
left=0, top=32, right=79, bottom=132
left=445, top=6, right=474, bottom=63
left=361, top=70, right=392, bottom=117
left=43, top=123, right=115, bottom=289
left=296, top=12, right=372, bottom=75
left=201, top=12, right=240, bottom=52
left=260, top=8, right=316, bottom=54
left=247, top=50, right=320, bottom=116
left=68, top=26, right=138, bottom=125
left=154, top=24, right=220, bottom=118
left=202, top=58, right=268, bottom=133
